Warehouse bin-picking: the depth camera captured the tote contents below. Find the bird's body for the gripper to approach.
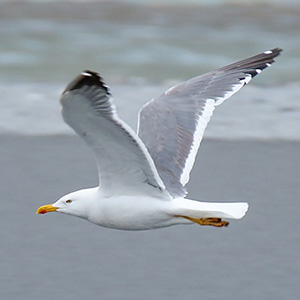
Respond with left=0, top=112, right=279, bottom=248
left=54, top=187, right=247, bottom=230
left=37, top=48, right=282, bottom=230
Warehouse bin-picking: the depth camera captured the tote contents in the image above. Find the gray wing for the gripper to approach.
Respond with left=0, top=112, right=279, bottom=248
left=138, top=48, right=282, bottom=198
left=60, top=71, right=165, bottom=196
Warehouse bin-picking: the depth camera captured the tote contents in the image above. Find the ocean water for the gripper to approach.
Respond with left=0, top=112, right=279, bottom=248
left=0, top=0, right=299, bottom=138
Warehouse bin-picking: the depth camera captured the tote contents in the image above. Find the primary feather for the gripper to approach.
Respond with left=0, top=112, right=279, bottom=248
left=138, top=48, right=282, bottom=198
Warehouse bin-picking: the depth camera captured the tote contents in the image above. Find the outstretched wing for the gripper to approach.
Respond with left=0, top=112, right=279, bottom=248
left=60, top=71, right=165, bottom=196
left=138, top=48, right=282, bottom=198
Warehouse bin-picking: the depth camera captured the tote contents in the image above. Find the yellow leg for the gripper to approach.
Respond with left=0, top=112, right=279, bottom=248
left=183, top=216, right=229, bottom=227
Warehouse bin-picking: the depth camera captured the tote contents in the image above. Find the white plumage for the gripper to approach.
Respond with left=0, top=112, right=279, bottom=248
left=37, top=48, right=282, bottom=230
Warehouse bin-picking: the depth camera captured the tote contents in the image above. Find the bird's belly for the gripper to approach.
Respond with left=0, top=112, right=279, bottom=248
left=88, top=195, right=175, bottom=230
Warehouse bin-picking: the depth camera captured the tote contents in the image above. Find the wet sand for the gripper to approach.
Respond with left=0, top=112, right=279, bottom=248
left=0, top=135, right=299, bottom=299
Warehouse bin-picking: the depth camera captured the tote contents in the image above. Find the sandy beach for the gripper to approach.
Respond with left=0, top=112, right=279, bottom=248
left=1, top=135, right=299, bottom=299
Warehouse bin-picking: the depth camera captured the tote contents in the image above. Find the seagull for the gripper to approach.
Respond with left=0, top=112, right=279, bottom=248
left=37, top=48, right=282, bottom=230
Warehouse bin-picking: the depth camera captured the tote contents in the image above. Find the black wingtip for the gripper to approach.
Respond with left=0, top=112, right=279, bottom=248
left=63, top=70, right=111, bottom=95
left=263, top=47, right=283, bottom=59
left=269, top=47, right=283, bottom=54
left=219, top=47, right=283, bottom=80
left=250, top=47, right=283, bottom=75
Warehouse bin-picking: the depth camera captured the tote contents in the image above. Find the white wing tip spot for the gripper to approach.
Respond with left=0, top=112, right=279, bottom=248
left=266, top=63, right=272, bottom=67
left=264, top=50, right=273, bottom=55
left=255, top=68, right=262, bottom=74
left=243, top=74, right=252, bottom=84
left=81, top=72, right=93, bottom=77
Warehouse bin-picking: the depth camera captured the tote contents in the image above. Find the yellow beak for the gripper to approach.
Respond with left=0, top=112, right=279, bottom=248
left=36, top=204, right=58, bottom=214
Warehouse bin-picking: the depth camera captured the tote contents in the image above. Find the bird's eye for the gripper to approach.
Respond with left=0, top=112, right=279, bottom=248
left=66, top=199, right=72, bottom=204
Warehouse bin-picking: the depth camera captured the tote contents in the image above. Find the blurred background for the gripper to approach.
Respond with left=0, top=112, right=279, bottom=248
left=0, top=0, right=299, bottom=138
left=1, top=1, right=300, bottom=300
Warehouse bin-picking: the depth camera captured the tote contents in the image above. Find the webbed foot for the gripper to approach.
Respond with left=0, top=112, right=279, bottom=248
left=183, top=216, right=229, bottom=227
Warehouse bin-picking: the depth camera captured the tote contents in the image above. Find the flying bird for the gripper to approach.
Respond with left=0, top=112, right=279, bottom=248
left=37, top=48, right=282, bottom=230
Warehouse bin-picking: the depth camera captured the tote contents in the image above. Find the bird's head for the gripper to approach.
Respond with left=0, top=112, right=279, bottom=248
left=36, top=188, right=98, bottom=219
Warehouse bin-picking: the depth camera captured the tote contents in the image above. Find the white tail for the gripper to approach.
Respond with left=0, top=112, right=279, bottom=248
left=173, top=198, right=249, bottom=220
